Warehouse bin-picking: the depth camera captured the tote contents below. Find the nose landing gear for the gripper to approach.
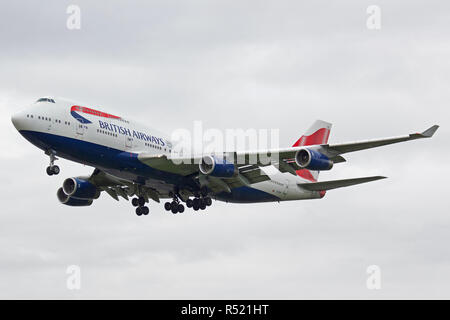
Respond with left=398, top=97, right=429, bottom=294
left=46, top=151, right=60, bottom=176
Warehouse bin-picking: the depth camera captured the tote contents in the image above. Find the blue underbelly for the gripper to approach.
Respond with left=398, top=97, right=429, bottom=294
left=215, top=186, right=280, bottom=203
left=19, top=130, right=280, bottom=203
left=19, top=130, right=186, bottom=185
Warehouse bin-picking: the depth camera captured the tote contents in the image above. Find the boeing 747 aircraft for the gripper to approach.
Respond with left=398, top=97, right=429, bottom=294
left=11, top=97, right=439, bottom=216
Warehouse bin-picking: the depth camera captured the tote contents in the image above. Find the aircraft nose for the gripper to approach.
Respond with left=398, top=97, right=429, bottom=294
left=11, top=113, right=19, bottom=128
left=11, top=111, right=25, bottom=131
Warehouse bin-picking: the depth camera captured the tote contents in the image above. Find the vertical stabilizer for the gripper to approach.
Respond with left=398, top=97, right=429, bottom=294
left=292, top=120, right=332, bottom=181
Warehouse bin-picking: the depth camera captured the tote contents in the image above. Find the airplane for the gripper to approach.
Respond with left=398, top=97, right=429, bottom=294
left=10, top=97, right=439, bottom=216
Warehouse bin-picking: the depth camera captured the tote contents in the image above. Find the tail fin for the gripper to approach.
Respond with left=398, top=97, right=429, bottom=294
left=292, top=120, right=332, bottom=182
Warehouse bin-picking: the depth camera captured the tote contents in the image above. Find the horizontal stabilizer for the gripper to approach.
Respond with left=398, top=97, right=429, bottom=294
left=298, top=176, right=386, bottom=191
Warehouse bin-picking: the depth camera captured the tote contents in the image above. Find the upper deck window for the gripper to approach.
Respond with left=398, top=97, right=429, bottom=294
left=36, top=98, right=55, bottom=103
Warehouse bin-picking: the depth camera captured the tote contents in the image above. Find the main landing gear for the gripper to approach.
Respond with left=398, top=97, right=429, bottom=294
left=46, top=152, right=60, bottom=176
left=186, top=196, right=212, bottom=211
left=164, top=195, right=185, bottom=214
left=186, top=187, right=212, bottom=212
left=131, top=187, right=213, bottom=216
left=131, top=196, right=149, bottom=216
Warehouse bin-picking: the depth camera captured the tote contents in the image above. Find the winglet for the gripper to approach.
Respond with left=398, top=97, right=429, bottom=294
left=421, top=125, right=439, bottom=138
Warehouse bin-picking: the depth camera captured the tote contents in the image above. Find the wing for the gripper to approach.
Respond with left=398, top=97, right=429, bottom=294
left=318, top=125, right=439, bottom=157
left=244, top=124, right=438, bottom=173
left=230, top=124, right=439, bottom=162
left=137, top=124, right=438, bottom=189
left=87, top=169, right=161, bottom=203
left=137, top=154, right=271, bottom=193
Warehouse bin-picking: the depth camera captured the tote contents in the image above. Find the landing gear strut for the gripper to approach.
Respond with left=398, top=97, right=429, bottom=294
left=132, top=196, right=149, bottom=216
left=46, top=151, right=60, bottom=176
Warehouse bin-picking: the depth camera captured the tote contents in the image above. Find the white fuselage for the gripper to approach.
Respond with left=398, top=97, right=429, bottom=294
left=11, top=98, right=323, bottom=202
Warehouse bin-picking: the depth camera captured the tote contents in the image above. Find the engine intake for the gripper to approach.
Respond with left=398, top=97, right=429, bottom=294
left=295, top=149, right=333, bottom=171
left=199, top=155, right=236, bottom=178
left=62, top=177, right=100, bottom=200
left=57, top=188, right=93, bottom=206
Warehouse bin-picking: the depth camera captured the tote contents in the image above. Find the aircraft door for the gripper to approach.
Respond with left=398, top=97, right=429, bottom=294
left=125, top=136, right=133, bottom=149
left=282, top=179, right=289, bottom=198
left=75, top=123, right=86, bottom=136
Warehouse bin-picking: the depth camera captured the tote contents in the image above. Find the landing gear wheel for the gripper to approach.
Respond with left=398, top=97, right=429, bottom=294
left=46, top=151, right=59, bottom=176
left=132, top=198, right=139, bottom=207
left=141, top=206, right=149, bottom=215
left=193, top=203, right=200, bottom=211
left=164, top=202, right=171, bottom=211
left=193, top=198, right=200, bottom=208
left=168, top=192, right=182, bottom=214
left=51, top=165, right=60, bottom=175
left=46, top=166, right=53, bottom=176
left=170, top=201, right=178, bottom=210
left=186, top=199, right=193, bottom=208
left=200, top=203, right=206, bottom=210
left=135, top=207, right=142, bottom=216
left=138, top=197, right=146, bottom=207
left=204, top=197, right=212, bottom=206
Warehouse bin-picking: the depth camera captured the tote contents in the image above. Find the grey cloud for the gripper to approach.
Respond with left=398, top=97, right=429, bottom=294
left=0, top=0, right=448, bottom=298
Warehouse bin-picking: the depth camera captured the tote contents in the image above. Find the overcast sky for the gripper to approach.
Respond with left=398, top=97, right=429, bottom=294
left=0, top=0, right=449, bottom=299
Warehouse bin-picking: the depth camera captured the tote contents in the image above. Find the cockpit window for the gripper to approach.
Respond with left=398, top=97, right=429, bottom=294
left=36, top=98, right=55, bottom=103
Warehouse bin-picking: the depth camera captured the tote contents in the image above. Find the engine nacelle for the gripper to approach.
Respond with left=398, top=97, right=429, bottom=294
left=57, top=188, right=93, bottom=206
left=295, top=148, right=333, bottom=171
left=199, top=155, right=236, bottom=178
left=62, top=177, right=100, bottom=200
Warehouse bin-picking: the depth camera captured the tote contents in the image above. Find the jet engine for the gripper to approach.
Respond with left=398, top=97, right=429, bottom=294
left=295, top=148, right=333, bottom=171
left=199, top=155, right=236, bottom=178
left=57, top=188, right=93, bottom=206
left=56, top=177, right=100, bottom=206
left=62, top=177, right=100, bottom=200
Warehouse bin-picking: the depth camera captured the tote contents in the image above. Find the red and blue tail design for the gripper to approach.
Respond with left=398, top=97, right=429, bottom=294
left=293, top=120, right=332, bottom=182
